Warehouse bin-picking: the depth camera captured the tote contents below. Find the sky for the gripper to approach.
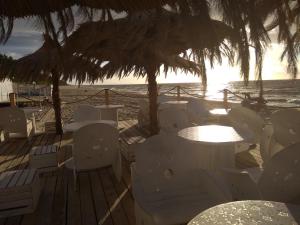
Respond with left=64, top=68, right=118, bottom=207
left=0, top=18, right=299, bottom=86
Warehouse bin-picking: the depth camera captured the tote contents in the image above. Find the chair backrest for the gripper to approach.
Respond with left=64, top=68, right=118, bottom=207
left=260, top=124, right=284, bottom=165
left=258, top=142, right=300, bottom=202
left=159, top=108, right=190, bottom=133
left=134, top=134, right=200, bottom=193
left=73, top=104, right=100, bottom=122
left=73, top=123, right=119, bottom=170
left=0, top=107, right=27, bottom=133
left=260, top=124, right=274, bottom=163
left=228, top=106, right=265, bottom=142
left=157, top=94, right=174, bottom=104
left=187, top=98, right=209, bottom=123
left=270, top=109, right=300, bottom=146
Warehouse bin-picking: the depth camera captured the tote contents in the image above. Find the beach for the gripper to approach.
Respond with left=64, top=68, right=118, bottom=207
left=24, top=80, right=300, bottom=132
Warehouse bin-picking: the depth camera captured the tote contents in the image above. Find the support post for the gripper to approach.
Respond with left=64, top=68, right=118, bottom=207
left=223, top=89, right=228, bottom=110
left=104, top=89, right=110, bottom=105
left=51, top=69, right=63, bottom=135
left=146, top=65, right=159, bottom=135
left=9, top=93, right=16, bottom=106
left=177, top=86, right=181, bottom=101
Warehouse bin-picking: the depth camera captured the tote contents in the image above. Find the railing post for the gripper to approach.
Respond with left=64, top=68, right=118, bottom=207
left=9, top=92, right=16, bottom=107
left=223, top=89, right=228, bottom=110
left=104, top=89, right=110, bottom=105
left=177, top=86, right=181, bottom=101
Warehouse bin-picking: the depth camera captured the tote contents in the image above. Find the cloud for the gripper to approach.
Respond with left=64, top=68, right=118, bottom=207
left=0, top=19, right=43, bottom=59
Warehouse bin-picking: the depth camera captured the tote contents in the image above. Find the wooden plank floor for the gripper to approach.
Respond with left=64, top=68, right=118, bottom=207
left=0, top=119, right=262, bottom=224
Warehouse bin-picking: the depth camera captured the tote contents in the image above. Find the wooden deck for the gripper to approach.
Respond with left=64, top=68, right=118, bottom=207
left=0, top=119, right=262, bottom=225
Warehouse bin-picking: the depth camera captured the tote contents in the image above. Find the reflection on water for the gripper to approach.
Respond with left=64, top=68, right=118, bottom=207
left=203, top=82, right=229, bottom=101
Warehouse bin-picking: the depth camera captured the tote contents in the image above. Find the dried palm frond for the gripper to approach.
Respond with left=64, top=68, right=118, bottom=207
left=0, top=34, right=102, bottom=84
left=64, top=11, right=238, bottom=89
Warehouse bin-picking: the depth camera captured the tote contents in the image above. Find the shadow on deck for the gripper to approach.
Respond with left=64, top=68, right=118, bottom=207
left=0, top=120, right=262, bottom=225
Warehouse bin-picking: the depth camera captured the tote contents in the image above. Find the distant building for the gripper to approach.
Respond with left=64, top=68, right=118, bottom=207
left=12, top=83, right=52, bottom=98
left=0, top=80, right=13, bottom=102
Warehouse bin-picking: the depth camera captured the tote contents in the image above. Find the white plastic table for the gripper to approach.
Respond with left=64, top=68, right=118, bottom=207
left=188, top=200, right=300, bottom=225
left=209, top=108, right=230, bottom=124
left=178, top=125, right=244, bottom=170
left=95, top=105, right=124, bottom=123
left=160, top=100, right=188, bottom=110
left=63, top=120, right=117, bottom=133
left=22, top=107, right=42, bottom=133
left=209, top=108, right=229, bottom=116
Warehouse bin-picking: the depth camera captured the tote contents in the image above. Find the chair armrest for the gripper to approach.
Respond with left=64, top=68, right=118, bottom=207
left=221, top=168, right=262, bottom=200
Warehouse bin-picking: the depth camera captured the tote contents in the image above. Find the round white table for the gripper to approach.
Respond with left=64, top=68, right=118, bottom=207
left=209, top=108, right=229, bottom=116
left=209, top=108, right=230, bottom=124
left=95, top=104, right=124, bottom=123
left=188, top=201, right=300, bottom=225
left=160, top=100, right=188, bottom=110
left=22, top=107, right=42, bottom=133
left=178, top=125, right=244, bottom=170
left=63, top=120, right=117, bottom=133
left=22, top=107, right=42, bottom=115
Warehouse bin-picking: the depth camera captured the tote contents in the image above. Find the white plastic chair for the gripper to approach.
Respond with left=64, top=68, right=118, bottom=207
left=222, top=142, right=300, bottom=203
left=187, top=98, right=209, bottom=124
left=132, top=134, right=232, bottom=225
left=270, top=108, right=300, bottom=147
left=228, top=106, right=265, bottom=152
left=260, top=124, right=284, bottom=165
left=228, top=106, right=265, bottom=142
left=73, top=104, right=101, bottom=122
left=159, top=108, right=192, bottom=133
left=65, top=123, right=121, bottom=189
left=0, top=107, right=33, bottom=138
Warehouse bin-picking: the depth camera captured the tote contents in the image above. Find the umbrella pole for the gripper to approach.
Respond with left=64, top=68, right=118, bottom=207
left=146, top=66, right=159, bottom=135
left=51, top=69, right=63, bottom=135
left=259, top=78, right=264, bottom=99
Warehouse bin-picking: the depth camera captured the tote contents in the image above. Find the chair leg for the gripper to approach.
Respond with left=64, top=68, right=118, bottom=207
left=73, top=168, right=78, bottom=192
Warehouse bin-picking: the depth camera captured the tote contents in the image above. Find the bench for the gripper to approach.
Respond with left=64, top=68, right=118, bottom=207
left=30, top=145, right=58, bottom=172
left=0, top=169, right=41, bottom=217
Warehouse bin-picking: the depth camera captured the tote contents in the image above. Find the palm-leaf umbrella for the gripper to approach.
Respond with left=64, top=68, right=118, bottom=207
left=1, top=0, right=298, bottom=79
left=0, top=0, right=176, bottom=44
left=0, top=35, right=102, bottom=134
left=64, top=11, right=238, bottom=134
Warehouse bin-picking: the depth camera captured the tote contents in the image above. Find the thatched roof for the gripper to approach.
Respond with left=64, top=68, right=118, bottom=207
left=0, top=35, right=102, bottom=84
left=0, top=0, right=176, bottom=44
left=0, top=0, right=173, bottom=17
left=1, top=0, right=299, bottom=79
left=64, top=11, right=238, bottom=85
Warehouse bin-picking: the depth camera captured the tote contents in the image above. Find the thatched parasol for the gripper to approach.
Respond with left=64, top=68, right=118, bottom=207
left=1, top=0, right=298, bottom=79
left=0, top=0, right=176, bottom=44
left=64, top=11, right=238, bottom=134
left=0, top=35, right=102, bottom=134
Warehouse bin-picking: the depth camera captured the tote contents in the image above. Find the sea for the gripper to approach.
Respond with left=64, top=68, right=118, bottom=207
left=1, top=79, right=300, bottom=108
left=94, top=79, right=300, bottom=108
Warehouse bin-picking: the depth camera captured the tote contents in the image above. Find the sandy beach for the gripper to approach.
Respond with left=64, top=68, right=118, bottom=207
left=59, top=85, right=145, bottom=122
